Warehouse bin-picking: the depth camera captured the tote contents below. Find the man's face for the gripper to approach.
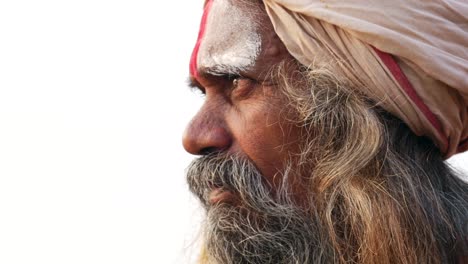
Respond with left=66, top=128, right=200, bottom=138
left=183, top=0, right=301, bottom=204
left=182, top=1, right=320, bottom=262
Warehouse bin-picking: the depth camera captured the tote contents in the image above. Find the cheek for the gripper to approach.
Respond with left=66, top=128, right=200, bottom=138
left=227, top=99, right=300, bottom=182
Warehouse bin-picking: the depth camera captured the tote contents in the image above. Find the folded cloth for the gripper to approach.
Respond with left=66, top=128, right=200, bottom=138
left=263, top=0, right=468, bottom=158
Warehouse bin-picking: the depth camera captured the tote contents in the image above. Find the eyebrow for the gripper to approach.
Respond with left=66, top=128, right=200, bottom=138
left=203, top=64, right=244, bottom=77
left=186, top=63, right=248, bottom=92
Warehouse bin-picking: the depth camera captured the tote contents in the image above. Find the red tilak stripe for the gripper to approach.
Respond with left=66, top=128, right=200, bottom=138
left=189, top=0, right=214, bottom=78
left=372, top=47, right=447, bottom=147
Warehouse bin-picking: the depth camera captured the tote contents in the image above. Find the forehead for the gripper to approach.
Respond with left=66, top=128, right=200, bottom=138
left=190, top=0, right=263, bottom=77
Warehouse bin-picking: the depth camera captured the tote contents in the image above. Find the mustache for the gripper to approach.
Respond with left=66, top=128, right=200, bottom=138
left=186, top=153, right=275, bottom=208
left=187, top=153, right=320, bottom=264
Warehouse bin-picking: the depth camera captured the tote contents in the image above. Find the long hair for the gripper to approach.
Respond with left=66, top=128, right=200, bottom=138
left=275, top=60, right=468, bottom=263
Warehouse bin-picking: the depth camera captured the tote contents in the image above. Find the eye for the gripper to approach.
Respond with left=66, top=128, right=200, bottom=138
left=222, top=74, right=256, bottom=98
left=223, top=74, right=252, bottom=89
left=222, top=74, right=241, bottom=89
left=232, top=78, right=240, bottom=90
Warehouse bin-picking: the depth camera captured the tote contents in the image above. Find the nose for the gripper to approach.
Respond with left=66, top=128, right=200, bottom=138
left=182, top=110, right=232, bottom=155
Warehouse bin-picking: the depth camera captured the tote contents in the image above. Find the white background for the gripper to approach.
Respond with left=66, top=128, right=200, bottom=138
left=0, top=1, right=466, bottom=263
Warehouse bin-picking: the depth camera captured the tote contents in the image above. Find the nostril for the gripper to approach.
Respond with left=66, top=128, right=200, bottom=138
left=199, top=147, right=218, bottom=155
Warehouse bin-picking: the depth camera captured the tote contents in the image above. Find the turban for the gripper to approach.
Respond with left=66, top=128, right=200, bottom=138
left=263, top=0, right=468, bottom=158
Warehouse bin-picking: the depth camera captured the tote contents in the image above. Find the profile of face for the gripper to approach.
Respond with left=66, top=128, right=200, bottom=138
left=181, top=0, right=324, bottom=263
left=183, top=0, right=302, bottom=202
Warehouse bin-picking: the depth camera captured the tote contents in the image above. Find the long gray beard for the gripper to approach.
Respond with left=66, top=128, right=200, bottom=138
left=186, top=154, right=323, bottom=264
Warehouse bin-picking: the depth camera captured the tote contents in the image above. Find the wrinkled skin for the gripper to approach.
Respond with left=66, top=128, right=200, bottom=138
left=183, top=0, right=301, bottom=196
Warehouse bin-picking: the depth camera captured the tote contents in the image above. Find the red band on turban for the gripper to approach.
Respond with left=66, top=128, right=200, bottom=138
left=373, top=47, right=447, bottom=147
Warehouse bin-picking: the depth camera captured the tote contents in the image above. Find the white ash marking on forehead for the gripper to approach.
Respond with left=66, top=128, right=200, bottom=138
left=198, top=0, right=261, bottom=75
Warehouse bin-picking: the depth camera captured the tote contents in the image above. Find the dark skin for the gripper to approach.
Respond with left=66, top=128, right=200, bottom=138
left=182, top=0, right=304, bottom=203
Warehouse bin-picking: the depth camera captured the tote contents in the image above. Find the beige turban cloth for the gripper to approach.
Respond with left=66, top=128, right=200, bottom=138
left=262, top=0, right=468, bottom=158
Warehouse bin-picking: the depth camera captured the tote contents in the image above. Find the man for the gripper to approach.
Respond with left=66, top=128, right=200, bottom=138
left=182, top=0, right=468, bottom=263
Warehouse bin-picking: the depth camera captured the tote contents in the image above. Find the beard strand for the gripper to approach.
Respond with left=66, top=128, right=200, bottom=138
left=186, top=154, right=322, bottom=264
